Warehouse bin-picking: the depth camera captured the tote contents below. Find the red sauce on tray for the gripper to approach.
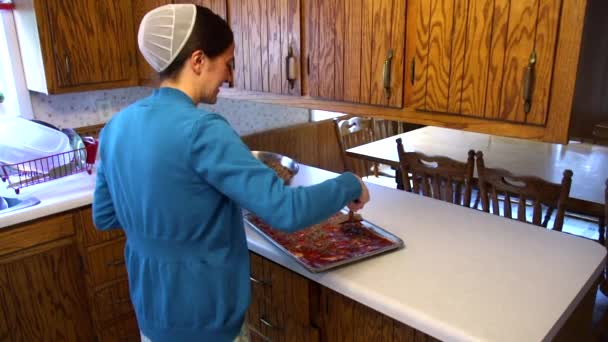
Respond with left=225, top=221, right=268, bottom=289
left=245, top=213, right=394, bottom=269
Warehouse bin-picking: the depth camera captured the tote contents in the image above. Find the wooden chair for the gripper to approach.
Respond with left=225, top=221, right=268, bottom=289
left=333, top=117, right=395, bottom=179
left=396, top=138, right=475, bottom=206
left=475, top=151, right=573, bottom=231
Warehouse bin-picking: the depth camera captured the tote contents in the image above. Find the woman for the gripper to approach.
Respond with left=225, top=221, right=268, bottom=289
left=93, top=4, right=369, bottom=342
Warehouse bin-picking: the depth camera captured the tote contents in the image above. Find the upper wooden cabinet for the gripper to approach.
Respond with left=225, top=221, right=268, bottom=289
left=13, top=0, right=138, bottom=94
left=305, top=0, right=407, bottom=108
left=228, top=0, right=302, bottom=96
left=412, top=0, right=561, bottom=125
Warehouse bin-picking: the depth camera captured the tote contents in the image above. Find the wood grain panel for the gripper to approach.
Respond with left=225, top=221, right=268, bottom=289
left=78, top=206, right=124, bottom=247
left=461, top=0, right=494, bottom=116
left=344, top=0, right=363, bottom=103
left=86, top=238, right=127, bottom=287
left=248, top=0, right=264, bottom=91
left=412, top=0, right=432, bottom=110
left=496, top=0, right=538, bottom=122
left=282, top=0, right=301, bottom=95
left=388, top=0, right=407, bottom=108
left=334, top=0, right=345, bottom=101
left=447, top=0, right=469, bottom=114
left=260, top=0, right=270, bottom=92
left=48, top=1, right=136, bottom=87
left=263, top=303, right=320, bottom=342
left=526, top=0, right=561, bottom=125
left=264, top=257, right=311, bottom=325
left=318, top=0, right=336, bottom=99
left=132, top=0, right=170, bottom=84
left=97, top=314, right=139, bottom=342
left=0, top=213, right=75, bottom=257
left=91, top=279, right=134, bottom=325
left=370, top=0, right=394, bottom=106
left=484, top=0, right=510, bottom=118
left=543, top=0, right=587, bottom=143
left=360, top=0, right=374, bottom=104
left=267, top=0, right=282, bottom=93
left=0, top=241, right=94, bottom=342
left=227, top=0, right=245, bottom=89
left=306, top=0, right=320, bottom=97
left=425, top=0, right=455, bottom=112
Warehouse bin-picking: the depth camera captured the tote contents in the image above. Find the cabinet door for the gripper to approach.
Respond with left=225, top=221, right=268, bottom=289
left=47, top=1, right=137, bottom=88
left=133, top=0, right=172, bottom=85
left=413, top=0, right=561, bottom=125
left=0, top=241, right=95, bottom=341
left=306, top=0, right=407, bottom=108
left=228, top=0, right=302, bottom=95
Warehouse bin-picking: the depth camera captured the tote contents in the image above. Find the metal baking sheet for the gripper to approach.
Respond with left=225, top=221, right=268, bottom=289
left=243, top=211, right=405, bottom=273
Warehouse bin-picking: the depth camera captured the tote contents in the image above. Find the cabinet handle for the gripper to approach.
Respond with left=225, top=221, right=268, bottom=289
left=307, top=55, right=310, bottom=76
left=410, top=58, right=415, bottom=85
left=383, top=49, right=394, bottom=99
left=249, top=276, right=270, bottom=286
left=64, top=55, right=71, bottom=75
left=285, top=45, right=297, bottom=90
left=523, top=50, right=536, bottom=114
left=260, top=316, right=281, bottom=330
left=106, top=259, right=125, bottom=267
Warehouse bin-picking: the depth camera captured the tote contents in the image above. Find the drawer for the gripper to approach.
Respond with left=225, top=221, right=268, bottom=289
left=247, top=295, right=319, bottom=342
left=0, top=212, right=74, bottom=257
left=78, top=207, right=124, bottom=247
left=86, top=239, right=127, bottom=286
left=97, top=314, right=139, bottom=342
left=91, top=279, right=134, bottom=325
left=249, top=253, right=314, bottom=325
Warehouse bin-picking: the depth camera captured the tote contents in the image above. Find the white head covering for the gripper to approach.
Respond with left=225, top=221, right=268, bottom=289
left=137, top=4, right=197, bottom=72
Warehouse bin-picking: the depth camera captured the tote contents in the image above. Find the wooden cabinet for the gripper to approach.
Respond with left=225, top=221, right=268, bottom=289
left=305, top=0, right=407, bottom=108
left=228, top=0, right=302, bottom=95
left=247, top=252, right=320, bottom=341
left=0, top=216, right=94, bottom=342
left=411, top=0, right=561, bottom=125
left=13, top=0, right=138, bottom=94
left=77, top=207, right=138, bottom=342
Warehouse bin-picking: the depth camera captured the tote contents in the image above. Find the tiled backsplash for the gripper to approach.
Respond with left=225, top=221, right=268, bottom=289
left=30, top=87, right=310, bottom=135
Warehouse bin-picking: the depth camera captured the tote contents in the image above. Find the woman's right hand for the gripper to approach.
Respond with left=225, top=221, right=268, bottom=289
left=348, top=175, right=370, bottom=212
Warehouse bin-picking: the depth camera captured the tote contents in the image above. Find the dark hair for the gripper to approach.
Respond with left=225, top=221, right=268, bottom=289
left=160, top=6, right=234, bottom=80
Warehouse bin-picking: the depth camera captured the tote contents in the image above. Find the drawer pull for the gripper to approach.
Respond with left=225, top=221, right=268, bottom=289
left=249, top=276, right=270, bottom=286
left=260, top=317, right=281, bottom=330
left=106, top=259, right=125, bottom=267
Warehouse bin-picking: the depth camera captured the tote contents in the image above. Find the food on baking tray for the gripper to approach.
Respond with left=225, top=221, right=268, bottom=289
left=263, top=159, right=295, bottom=183
left=245, top=212, right=393, bottom=268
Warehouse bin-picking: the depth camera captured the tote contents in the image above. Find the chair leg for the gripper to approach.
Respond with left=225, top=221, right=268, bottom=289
left=542, top=207, right=555, bottom=228
left=599, top=216, right=606, bottom=245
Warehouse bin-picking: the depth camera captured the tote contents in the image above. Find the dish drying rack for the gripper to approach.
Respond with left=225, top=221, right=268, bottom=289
left=1, top=137, right=98, bottom=194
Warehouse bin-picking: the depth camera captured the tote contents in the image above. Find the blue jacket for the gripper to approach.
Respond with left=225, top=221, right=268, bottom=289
left=93, top=87, right=362, bottom=342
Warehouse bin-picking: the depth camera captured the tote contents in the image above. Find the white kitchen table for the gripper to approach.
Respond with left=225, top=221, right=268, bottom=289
left=346, top=126, right=608, bottom=219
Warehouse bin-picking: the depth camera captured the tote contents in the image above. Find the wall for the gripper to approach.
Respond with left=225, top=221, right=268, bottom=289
left=29, top=87, right=310, bottom=135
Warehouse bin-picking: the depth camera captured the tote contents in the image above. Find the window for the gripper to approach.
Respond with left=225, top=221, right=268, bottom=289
left=310, top=109, right=345, bottom=122
left=0, top=2, right=32, bottom=118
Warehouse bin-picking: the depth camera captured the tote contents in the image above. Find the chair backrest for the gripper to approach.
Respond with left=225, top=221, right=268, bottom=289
left=475, top=151, right=573, bottom=231
left=396, top=138, right=475, bottom=206
left=333, top=117, right=376, bottom=177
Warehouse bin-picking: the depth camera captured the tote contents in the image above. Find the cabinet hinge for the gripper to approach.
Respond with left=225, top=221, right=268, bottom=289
left=307, top=56, right=310, bottom=76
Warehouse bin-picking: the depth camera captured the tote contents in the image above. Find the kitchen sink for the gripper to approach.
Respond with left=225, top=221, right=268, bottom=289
left=0, top=196, right=40, bottom=215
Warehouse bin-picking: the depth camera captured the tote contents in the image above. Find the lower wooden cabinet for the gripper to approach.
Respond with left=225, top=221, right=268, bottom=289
left=248, top=252, right=440, bottom=342
left=0, top=238, right=94, bottom=342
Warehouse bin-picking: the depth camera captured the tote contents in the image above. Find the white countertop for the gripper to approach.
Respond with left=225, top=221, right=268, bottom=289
left=0, top=165, right=605, bottom=342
